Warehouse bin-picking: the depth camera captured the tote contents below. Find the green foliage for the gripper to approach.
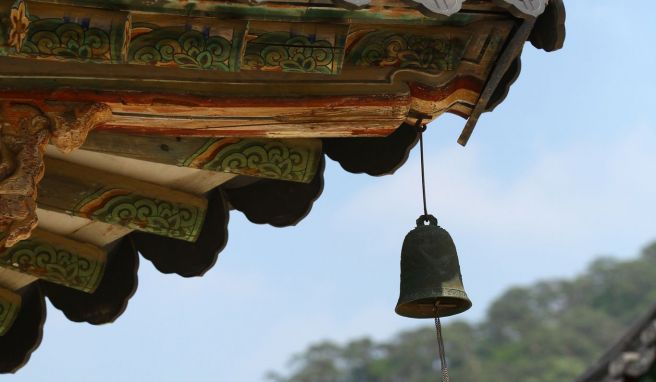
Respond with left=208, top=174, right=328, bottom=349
left=268, top=242, right=656, bottom=382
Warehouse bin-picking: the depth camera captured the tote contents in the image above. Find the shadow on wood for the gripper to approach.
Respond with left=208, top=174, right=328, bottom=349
left=41, top=237, right=139, bottom=325
left=529, top=0, right=566, bottom=52
left=130, top=190, right=229, bottom=278
left=0, top=284, right=46, bottom=374
left=224, top=158, right=325, bottom=227
left=323, top=124, right=419, bottom=176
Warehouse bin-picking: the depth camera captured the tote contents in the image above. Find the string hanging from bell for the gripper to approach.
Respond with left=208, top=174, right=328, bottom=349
left=418, top=121, right=449, bottom=382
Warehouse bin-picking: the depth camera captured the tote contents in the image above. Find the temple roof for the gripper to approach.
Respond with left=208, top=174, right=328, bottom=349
left=577, top=303, right=656, bottom=382
left=0, top=0, right=565, bottom=373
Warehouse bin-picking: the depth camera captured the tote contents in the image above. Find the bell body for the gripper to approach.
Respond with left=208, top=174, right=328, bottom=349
left=396, top=215, right=472, bottom=319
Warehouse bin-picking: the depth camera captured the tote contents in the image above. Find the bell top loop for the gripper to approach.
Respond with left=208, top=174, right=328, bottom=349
left=417, top=214, right=438, bottom=227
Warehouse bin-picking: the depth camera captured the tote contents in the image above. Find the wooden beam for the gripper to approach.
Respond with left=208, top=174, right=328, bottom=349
left=0, top=268, right=36, bottom=290
left=38, top=157, right=208, bottom=242
left=81, top=132, right=322, bottom=183
left=41, top=236, right=138, bottom=325
left=0, top=283, right=45, bottom=374
left=0, top=229, right=106, bottom=293
left=0, top=287, right=20, bottom=336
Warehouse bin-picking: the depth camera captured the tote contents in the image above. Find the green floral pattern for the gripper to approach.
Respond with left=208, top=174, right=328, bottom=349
left=129, top=26, right=239, bottom=71
left=76, top=190, right=206, bottom=242
left=243, top=32, right=339, bottom=75
left=349, top=31, right=466, bottom=74
left=0, top=240, right=105, bottom=293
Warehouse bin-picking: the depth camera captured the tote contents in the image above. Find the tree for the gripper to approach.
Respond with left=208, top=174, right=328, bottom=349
left=268, top=241, right=656, bottom=382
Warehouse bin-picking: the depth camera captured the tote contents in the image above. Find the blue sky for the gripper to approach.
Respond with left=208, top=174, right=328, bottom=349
left=8, top=2, right=656, bottom=381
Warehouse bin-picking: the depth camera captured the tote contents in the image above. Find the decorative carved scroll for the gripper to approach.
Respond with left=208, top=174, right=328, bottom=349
left=0, top=104, right=49, bottom=248
left=529, top=0, right=566, bottom=52
left=0, top=102, right=112, bottom=248
left=0, top=229, right=106, bottom=293
left=0, top=287, right=20, bottom=336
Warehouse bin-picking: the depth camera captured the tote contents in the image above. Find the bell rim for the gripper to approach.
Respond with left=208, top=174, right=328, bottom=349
left=395, top=287, right=472, bottom=319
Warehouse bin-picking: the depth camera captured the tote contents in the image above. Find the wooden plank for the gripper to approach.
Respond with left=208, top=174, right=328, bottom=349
left=0, top=268, right=35, bottom=290
left=45, top=145, right=236, bottom=195
left=0, top=287, right=20, bottom=336
left=37, top=157, right=208, bottom=242
left=0, top=229, right=106, bottom=293
left=38, top=147, right=236, bottom=249
left=36, top=209, right=130, bottom=248
left=81, top=133, right=322, bottom=183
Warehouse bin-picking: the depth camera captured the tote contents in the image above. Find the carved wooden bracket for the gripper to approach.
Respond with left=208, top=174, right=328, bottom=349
left=0, top=102, right=112, bottom=248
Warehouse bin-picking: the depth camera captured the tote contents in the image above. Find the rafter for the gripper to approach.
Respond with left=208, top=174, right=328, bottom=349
left=38, top=158, right=208, bottom=242
left=0, top=229, right=106, bottom=293
left=0, top=287, right=20, bottom=336
left=81, top=132, right=322, bottom=184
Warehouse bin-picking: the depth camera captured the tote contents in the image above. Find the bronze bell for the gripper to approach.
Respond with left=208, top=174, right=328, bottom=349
left=396, top=215, right=472, bottom=319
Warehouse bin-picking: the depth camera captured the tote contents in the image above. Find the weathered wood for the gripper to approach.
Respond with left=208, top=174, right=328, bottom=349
left=38, top=157, right=208, bottom=242
left=42, top=236, right=138, bottom=325
left=132, top=190, right=228, bottom=278
left=224, top=158, right=325, bottom=227
left=0, top=287, right=20, bottom=336
left=0, top=283, right=45, bottom=374
left=81, top=132, right=322, bottom=183
left=0, top=101, right=111, bottom=248
left=101, top=95, right=410, bottom=138
left=0, top=229, right=106, bottom=293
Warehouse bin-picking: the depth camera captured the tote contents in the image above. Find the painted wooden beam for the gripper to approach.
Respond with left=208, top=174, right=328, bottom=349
left=0, top=229, right=106, bottom=293
left=38, top=157, right=208, bottom=242
left=41, top=236, right=139, bottom=325
left=81, top=132, right=322, bottom=184
left=0, top=287, right=20, bottom=336
left=0, top=283, right=45, bottom=374
left=132, top=190, right=229, bottom=278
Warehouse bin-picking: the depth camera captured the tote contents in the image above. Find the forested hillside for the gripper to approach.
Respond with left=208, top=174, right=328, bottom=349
left=267, top=243, right=656, bottom=382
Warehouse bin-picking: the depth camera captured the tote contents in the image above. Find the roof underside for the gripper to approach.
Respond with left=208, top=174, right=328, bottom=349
left=0, top=0, right=565, bottom=373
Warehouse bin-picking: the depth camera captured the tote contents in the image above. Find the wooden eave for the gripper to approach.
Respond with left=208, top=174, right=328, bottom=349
left=0, top=0, right=565, bottom=373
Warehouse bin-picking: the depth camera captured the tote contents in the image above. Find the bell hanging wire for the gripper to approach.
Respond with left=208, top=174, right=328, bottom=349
left=394, top=119, right=473, bottom=382
left=420, top=121, right=450, bottom=382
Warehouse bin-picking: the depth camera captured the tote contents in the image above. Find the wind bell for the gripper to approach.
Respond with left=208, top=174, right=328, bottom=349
left=395, top=121, right=472, bottom=382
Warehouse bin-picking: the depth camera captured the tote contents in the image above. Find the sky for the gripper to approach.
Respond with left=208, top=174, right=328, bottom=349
left=7, top=1, right=656, bottom=381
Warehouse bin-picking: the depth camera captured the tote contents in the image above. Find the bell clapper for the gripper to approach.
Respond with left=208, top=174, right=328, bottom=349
left=434, top=301, right=450, bottom=382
